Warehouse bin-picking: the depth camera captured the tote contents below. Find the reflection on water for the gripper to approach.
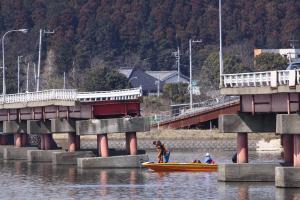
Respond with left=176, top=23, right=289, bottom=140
left=0, top=151, right=298, bottom=199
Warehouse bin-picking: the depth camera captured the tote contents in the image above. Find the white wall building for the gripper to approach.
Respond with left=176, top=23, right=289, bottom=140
left=254, top=48, right=300, bottom=63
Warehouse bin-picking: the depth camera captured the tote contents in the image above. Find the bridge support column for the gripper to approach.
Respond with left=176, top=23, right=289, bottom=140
left=21, top=133, right=28, bottom=147
left=282, top=134, right=293, bottom=164
left=237, top=132, right=248, bottom=163
left=97, top=134, right=109, bottom=157
left=0, top=135, right=8, bottom=145
left=40, top=135, right=45, bottom=150
left=75, top=135, right=80, bottom=150
left=68, top=133, right=76, bottom=152
left=14, top=133, right=22, bottom=147
left=126, top=132, right=137, bottom=155
left=44, top=134, right=52, bottom=150
left=294, top=135, right=300, bottom=167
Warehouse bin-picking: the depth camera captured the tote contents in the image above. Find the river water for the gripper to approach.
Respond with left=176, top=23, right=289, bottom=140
left=0, top=150, right=299, bottom=200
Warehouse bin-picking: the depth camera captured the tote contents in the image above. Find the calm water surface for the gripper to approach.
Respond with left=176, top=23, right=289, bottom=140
left=0, top=151, right=299, bottom=200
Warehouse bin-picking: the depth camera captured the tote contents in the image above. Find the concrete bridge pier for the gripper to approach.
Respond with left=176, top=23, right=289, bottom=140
left=76, top=117, right=150, bottom=168
left=237, top=132, right=248, bottom=163
left=218, top=113, right=280, bottom=182
left=126, top=132, right=137, bottom=155
left=0, top=135, right=8, bottom=145
left=14, top=133, right=22, bottom=147
left=294, top=135, right=300, bottom=167
left=282, top=134, right=294, bottom=164
left=68, top=132, right=76, bottom=152
left=97, top=134, right=109, bottom=157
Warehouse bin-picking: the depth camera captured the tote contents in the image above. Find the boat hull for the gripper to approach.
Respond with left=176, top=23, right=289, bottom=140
left=142, top=162, right=218, bottom=172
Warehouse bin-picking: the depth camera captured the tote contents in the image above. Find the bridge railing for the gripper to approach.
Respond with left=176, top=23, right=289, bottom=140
left=222, top=69, right=299, bottom=88
left=0, top=87, right=143, bottom=105
left=150, top=96, right=240, bottom=125
left=77, top=87, right=142, bottom=102
left=0, top=89, right=77, bottom=104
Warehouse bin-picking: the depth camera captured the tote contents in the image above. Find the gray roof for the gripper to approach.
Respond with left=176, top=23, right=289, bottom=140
left=118, top=68, right=133, bottom=78
left=145, top=71, right=178, bottom=81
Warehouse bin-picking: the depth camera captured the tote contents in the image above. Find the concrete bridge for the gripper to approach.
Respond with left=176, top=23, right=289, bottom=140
left=218, top=69, right=300, bottom=188
left=0, top=87, right=150, bottom=168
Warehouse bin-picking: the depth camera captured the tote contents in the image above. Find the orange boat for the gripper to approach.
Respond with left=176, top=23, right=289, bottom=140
left=142, top=162, right=218, bottom=172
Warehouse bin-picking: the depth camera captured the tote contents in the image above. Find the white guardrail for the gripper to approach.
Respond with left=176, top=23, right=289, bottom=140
left=150, top=96, right=240, bottom=125
left=0, top=89, right=77, bottom=104
left=77, top=87, right=142, bottom=102
left=222, top=70, right=299, bottom=88
left=0, top=87, right=142, bottom=104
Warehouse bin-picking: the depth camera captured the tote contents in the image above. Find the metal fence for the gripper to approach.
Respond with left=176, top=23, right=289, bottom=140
left=150, top=96, right=240, bottom=125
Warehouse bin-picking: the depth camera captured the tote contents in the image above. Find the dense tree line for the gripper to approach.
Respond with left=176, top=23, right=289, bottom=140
left=0, top=0, right=299, bottom=92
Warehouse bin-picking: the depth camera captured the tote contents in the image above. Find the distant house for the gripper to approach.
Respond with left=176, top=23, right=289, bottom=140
left=118, top=68, right=189, bottom=95
left=254, top=48, right=300, bottom=63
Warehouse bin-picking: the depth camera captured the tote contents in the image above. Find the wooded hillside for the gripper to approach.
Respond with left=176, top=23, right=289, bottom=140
left=0, top=0, right=299, bottom=92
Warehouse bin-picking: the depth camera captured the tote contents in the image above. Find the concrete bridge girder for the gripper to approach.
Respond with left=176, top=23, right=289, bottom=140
left=218, top=113, right=276, bottom=133
left=76, top=117, right=150, bottom=135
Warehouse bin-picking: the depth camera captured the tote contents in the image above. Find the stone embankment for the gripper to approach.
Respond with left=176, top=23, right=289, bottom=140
left=54, top=129, right=279, bottom=151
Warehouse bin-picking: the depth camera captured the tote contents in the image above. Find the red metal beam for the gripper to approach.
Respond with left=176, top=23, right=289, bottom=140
left=91, top=100, right=141, bottom=118
left=154, top=102, right=240, bottom=129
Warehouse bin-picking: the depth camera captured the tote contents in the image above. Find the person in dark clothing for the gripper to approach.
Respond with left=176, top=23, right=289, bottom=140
left=153, top=140, right=169, bottom=163
left=232, top=152, right=237, bottom=163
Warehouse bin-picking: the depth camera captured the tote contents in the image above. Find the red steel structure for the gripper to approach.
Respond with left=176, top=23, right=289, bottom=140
left=153, top=101, right=240, bottom=129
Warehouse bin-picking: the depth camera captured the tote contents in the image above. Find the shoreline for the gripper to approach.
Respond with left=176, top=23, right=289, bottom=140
left=53, top=129, right=279, bottom=141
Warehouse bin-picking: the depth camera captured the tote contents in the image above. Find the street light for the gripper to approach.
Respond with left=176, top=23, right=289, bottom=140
left=219, top=0, right=224, bottom=87
left=2, top=28, right=28, bottom=97
left=17, top=55, right=23, bottom=93
left=189, top=38, right=202, bottom=109
left=37, top=29, right=55, bottom=92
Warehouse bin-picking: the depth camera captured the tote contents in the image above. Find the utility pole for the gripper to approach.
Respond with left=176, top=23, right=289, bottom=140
left=172, top=47, right=180, bottom=82
left=219, top=0, right=224, bottom=87
left=17, top=56, right=23, bottom=93
left=26, top=62, right=29, bottom=93
left=37, top=29, right=55, bottom=92
left=33, top=63, right=37, bottom=85
left=63, top=72, right=66, bottom=89
left=189, top=39, right=202, bottom=110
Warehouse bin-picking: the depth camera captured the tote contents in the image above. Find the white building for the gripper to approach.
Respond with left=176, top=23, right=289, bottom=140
left=254, top=48, right=300, bottom=63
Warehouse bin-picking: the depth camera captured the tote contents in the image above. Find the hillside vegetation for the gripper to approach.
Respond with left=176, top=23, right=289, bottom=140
left=0, top=0, right=299, bottom=92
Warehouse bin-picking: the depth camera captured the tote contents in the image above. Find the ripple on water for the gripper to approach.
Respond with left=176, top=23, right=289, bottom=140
left=0, top=151, right=295, bottom=200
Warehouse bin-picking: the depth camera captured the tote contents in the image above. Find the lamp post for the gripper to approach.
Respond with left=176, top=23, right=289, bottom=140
left=37, top=29, right=55, bottom=92
left=189, top=39, right=202, bottom=109
left=219, top=0, right=224, bottom=87
left=17, top=55, right=23, bottom=93
left=2, top=29, right=28, bottom=97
